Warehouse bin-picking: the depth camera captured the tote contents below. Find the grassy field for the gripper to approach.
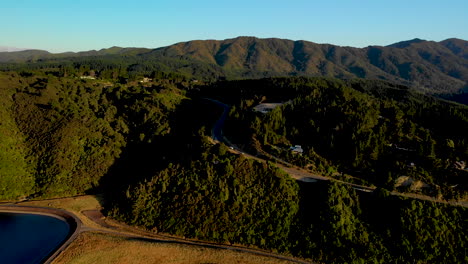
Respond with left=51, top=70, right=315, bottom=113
left=52, top=232, right=294, bottom=264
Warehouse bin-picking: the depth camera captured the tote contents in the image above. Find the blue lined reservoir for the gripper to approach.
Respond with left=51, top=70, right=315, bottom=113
left=0, top=212, right=70, bottom=264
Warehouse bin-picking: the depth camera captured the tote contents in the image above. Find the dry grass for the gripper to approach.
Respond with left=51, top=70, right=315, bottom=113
left=53, top=232, right=295, bottom=264
left=18, top=195, right=104, bottom=228
left=17, top=196, right=300, bottom=263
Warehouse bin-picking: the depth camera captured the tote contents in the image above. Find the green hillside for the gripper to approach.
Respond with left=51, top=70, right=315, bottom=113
left=0, top=71, right=186, bottom=198
left=0, top=73, right=35, bottom=199
left=203, top=77, right=468, bottom=199
left=1, top=37, right=467, bottom=96
left=0, top=70, right=467, bottom=263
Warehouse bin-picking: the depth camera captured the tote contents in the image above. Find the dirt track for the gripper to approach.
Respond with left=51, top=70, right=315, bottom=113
left=0, top=204, right=312, bottom=264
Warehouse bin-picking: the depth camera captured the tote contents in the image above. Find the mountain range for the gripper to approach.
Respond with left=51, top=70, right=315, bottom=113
left=1, top=37, right=467, bottom=94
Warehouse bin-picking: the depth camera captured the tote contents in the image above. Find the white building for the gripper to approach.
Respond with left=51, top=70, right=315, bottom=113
left=290, top=145, right=303, bottom=153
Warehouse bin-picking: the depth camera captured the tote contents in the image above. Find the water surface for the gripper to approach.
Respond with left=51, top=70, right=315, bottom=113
left=0, top=212, right=70, bottom=264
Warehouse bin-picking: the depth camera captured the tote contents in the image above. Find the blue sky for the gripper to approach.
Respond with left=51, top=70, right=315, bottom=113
left=2, top=0, right=467, bottom=52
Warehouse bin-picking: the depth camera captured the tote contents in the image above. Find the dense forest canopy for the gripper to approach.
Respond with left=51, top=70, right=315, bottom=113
left=0, top=59, right=467, bottom=263
left=0, top=71, right=188, bottom=198
left=202, top=78, right=468, bottom=200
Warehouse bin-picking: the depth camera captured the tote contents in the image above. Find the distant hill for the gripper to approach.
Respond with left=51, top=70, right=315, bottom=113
left=0, top=46, right=151, bottom=63
left=0, top=49, right=51, bottom=62
left=146, top=37, right=467, bottom=93
left=1, top=37, right=467, bottom=94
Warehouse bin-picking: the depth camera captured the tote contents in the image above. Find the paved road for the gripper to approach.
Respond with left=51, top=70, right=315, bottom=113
left=204, top=98, right=329, bottom=183
left=205, top=99, right=467, bottom=208
left=204, top=98, right=230, bottom=142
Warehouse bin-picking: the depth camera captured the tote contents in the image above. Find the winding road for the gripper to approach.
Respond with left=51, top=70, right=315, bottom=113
left=1, top=97, right=466, bottom=264
left=205, top=98, right=468, bottom=208
left=0, top=99, right=315, bottom=264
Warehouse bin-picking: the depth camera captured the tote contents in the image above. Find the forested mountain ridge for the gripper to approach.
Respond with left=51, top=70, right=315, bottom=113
left=148, top=37, right=467, bottom=93
left=2, top=37, right=466, bottom=95
left=0, top=46, right=151, bottom=63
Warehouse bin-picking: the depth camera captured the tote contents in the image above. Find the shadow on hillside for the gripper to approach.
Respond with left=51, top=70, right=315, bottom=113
left=89, top=97, right=223, bottom=211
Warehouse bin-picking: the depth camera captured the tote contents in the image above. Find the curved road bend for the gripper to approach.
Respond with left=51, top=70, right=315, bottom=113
left=203, top=98, right=230, bottom=142
left=0, top=97, right=462, bottom=262
left=204, top=98, right=343, bottom=183
left=205, top=99, right=468, bottom=207
left=0, top=204, right=312, bottom=264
